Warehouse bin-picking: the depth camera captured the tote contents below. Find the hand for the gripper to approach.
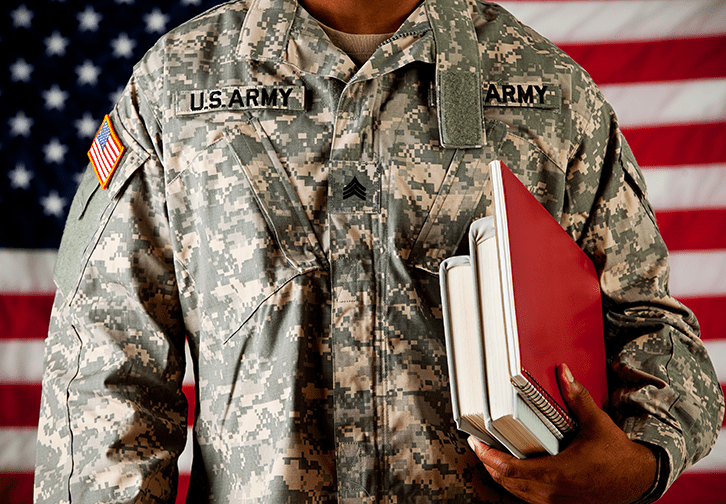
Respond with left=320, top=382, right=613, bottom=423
left=468, top=364, right=658, bottom=504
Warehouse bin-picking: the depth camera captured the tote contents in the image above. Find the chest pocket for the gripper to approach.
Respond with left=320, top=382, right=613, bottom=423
left=167, top=118, right=328, bottom=341
left=405, top=121, right=510, bottom=275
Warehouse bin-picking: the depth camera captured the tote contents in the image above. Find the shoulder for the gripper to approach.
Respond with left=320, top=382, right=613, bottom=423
left=132, top=1, right=251, bottom=81
left=472, top=1, right=603, bottom=113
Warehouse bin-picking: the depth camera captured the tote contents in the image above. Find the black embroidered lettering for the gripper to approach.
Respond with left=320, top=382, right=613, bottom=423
left=279, top=87, right=293, bottom=107
left=261, top=88, right=277, bottom=107
left=246, top=88, right=259, bottom=107
left=228, top=89, right=244, bottom=108
left=517, top=85, right=534, bottom=104
left=190, top=92, right=204, bottom=111
left=485, top=84, right=502, bottom=103
left=209, top=90, right=222, bottom=109
left=502, top=85, right=516, bottom=103
left=534, top=85, right=548, bottom=104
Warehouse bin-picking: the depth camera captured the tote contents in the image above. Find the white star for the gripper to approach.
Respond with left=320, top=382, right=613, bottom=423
left=109, top=86, right=125, bottom=106
left=111, top=32, right=137, bottom=59
left=43, top=138, right=68, bottom=164
left=73, top=171, right=85, bottom=186
left=76, top=60, right=101, bottom=86
left=75, top=112, right=98, bottom=138
left=43, top=85, right=69, bottom=110
left=144, top=8, right=170, bottom=34
left=10, top=58, right=34, bottom=82
left=11, top=5, right=34, bottom=28
left=77, top=6, right=102, bottom=32
left=41, top=191, right=67, bottom=218
left=8, top=164, right=34, bottom=190
left=9, top=111, right=34, bottom=137
left=45, top=31, right=69, bottom=57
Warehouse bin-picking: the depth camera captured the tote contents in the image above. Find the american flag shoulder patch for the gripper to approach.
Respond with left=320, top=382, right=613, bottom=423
left=88, top=114, right=125, bottom=189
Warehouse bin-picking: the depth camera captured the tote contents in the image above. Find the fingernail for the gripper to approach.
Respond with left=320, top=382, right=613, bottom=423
left=468, top=437, right=477, bottom=452
left=563, top=364, right=574, bottom=384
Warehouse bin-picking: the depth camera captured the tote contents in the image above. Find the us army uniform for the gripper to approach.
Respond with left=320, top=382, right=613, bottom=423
left=34, top=0, right=724, bottom=502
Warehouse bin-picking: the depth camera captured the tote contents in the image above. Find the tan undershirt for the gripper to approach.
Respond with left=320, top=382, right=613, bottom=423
left=317, top=21, right=394, bottom=66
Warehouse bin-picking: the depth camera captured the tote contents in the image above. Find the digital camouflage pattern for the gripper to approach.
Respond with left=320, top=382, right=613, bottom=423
left=35, top=0, right=724, bottom=502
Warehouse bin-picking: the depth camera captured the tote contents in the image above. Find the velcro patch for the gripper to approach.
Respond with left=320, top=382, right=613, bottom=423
left=88, top=114, right=125, bottom=189
left=175, top=86, right=305, bottom=116
left=483, top=82, right=560, bottom=111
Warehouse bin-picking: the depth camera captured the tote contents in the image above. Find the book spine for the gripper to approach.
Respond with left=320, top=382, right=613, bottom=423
left=512, top=369, right=576, bottom=435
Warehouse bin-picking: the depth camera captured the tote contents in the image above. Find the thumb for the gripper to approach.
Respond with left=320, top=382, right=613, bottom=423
left=557, top=363, right=602, bottom=428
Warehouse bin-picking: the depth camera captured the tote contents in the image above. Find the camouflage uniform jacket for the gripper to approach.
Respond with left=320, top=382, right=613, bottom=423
left=35, top=0, right=724, bottom=502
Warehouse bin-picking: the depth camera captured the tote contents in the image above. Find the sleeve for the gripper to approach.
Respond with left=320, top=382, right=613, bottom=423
left=33, top=71, right=188, bottom=504
left=564, top=87, right=725, bottom=502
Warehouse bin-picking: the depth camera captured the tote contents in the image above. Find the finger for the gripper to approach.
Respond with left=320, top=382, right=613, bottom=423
left=557, top=363, right=602, bottom=427
left=468, top=436, right=517, bottom=479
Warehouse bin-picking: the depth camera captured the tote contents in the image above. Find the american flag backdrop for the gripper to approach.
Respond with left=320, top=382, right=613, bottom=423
left=0, top=0, right=724, bottom=502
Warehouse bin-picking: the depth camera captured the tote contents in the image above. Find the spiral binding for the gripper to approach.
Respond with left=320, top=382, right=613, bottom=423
left=513, top=368, right=577, bottom=435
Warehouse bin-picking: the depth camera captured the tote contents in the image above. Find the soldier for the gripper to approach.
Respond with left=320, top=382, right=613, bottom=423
left=34, top=0, right=723, bottom=503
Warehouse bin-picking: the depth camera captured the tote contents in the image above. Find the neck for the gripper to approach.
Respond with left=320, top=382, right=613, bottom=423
left=299, top=0, right=421, bottom=34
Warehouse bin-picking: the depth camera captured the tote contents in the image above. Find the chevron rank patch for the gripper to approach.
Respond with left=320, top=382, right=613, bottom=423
left=88, top=114, right=125, bottom=189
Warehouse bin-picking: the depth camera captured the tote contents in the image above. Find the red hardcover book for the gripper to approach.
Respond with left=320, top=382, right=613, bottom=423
left=440, top=160, right=607, bottom=458
left=472, top=160, right=607, bottom=438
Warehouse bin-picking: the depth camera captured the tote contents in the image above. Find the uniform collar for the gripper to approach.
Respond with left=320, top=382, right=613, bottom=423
left=238, top=0, right=483, bottom=148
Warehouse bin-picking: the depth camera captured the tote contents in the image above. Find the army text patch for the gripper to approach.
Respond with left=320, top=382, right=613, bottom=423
left=175, top=86, right=305, bottom=116
left=483, top=82, right=560, bottom=111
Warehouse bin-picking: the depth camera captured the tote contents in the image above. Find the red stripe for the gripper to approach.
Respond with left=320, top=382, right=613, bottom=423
left=623, top=122, right=726, bottom=168
left=0, top=294, right=53, bottom=341
left=656, top=209, right=726, bottom=252
left=184, top=384, right=195, bottom=424
left=0, top=384, right=195, bottom=428
left=681, top=296, right=726, bottom=344
left=0, top=384, right=42, bottom=427
left=0, top=473, right=33, bottom=504
left=657, top=472, right=726, bottom=504
left=177, top=474, right=190, bottom=504
left=90, top=142, right=109, bottom=177
left=559, top=36, right=726, bottom=85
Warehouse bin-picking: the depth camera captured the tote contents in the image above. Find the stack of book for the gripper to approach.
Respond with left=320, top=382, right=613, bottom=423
left=440, top=161, right=607, bottom=459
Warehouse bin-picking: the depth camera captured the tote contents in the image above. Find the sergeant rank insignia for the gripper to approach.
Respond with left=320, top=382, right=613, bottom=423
left=88, top=114, right=125, bottom=189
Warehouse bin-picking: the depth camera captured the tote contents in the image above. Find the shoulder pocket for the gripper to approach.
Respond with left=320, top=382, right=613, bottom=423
left=53, top=119, right=149, bottom=301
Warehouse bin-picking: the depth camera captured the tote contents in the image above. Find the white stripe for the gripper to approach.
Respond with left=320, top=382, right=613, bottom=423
left=95, top=142, right=113, bottom=176
left=498, top=0, right=726, bottom=44
left=179, top=426, right=193, bottom=472
left=600, top=78, right=726, bottom=128
left=686, top=427, right=726, bottom=473
left=0, top=427, right=194, bottom=473
left=644, top=164, right=726, bottom=211
left=669, top=250, right=726, bottom=298
left=0, top=341, right=45, bottom=382
left=2, top=424, right=725, bottom=474
left=704, top=340, right=726, bottom=383
left=100, top=144, right=117, bottom=170
left=0, top=249, right=57, bottom=293
left=95, top=140, right=114, bottom=175
left=0, top=428, right=37, bottom=471
left=90, top=141, right=109, bottom=176
left=0, top=340, right=194, bottom=384
left=108, top=138, right=120, bottom=157
left=5, top=335, right=716, bottom=385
